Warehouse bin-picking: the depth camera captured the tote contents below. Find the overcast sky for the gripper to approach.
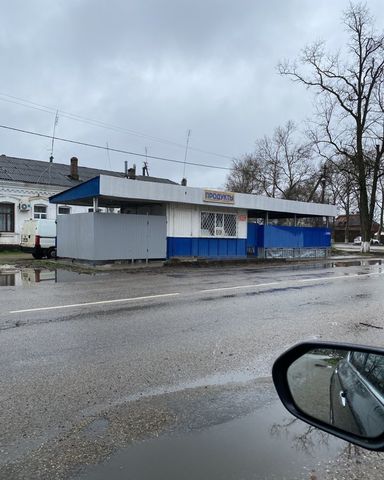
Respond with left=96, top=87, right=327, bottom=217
left=1, top=0, right=383, bottom=188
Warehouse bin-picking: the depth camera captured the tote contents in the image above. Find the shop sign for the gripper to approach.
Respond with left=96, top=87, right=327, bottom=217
left=203, top=190, right=235, bottom=204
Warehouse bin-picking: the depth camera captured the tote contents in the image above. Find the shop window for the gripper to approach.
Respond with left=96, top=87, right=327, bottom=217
left=58, top=206, right=71, bottom=215
left=34, top=205, right=47, bottom=219
left=200, top=212, right=237, bottom=237
left=0, top=203, right=14, bottom=232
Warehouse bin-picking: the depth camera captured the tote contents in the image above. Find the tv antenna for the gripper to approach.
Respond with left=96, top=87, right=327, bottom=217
left=143, top=147, right=149, bottom=176
left=183, top=129, right=191, bottom=179
left=50, top=109, right=59, bottom=162
left=106, top=141, right=112, bottom=169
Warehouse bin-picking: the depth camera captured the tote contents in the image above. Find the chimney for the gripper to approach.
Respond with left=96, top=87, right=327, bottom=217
left=181, top=178, right=187, bottom=186
left=70, top=157, right=79, bottom=180
left=124, top=161, right=128, bottom=177
left=128, top=164, right=136, bottom=179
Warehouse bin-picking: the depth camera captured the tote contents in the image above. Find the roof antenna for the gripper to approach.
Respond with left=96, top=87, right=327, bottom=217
left=142, top=147, right=149, bottom=176
left=106, top=141, right=112, bottom=169
left=50, top=109, right=59, bottom=162
left=182, top=129, right=191, bottom=183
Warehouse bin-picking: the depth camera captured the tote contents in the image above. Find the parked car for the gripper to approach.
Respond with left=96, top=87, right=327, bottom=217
left=330, top=351, right=384, bottom=437
left=353, top=236, right=381, bottom=245
left=20, top=219, right=56, bottom=259
left=273, top=342, right=384, bottom=451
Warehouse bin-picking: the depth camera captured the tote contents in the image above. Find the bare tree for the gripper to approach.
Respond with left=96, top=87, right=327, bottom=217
left=325, top=159, right=359, bottom=241
left=279, top=2, right=384, bottom=252
left=226, top=121, right=316, bottom=201
left=225, top=154, right=265, bottom=194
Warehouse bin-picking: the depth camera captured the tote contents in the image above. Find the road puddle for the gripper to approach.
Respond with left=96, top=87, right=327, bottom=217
left=329, top=259, right=383, bottom=268
left=73, top=401, right=345, bottom=480
left=0, top=266, right=96, bottom=286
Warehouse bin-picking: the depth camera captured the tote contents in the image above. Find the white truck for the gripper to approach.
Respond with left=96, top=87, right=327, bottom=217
left=20, top=219, right=57, bottom=259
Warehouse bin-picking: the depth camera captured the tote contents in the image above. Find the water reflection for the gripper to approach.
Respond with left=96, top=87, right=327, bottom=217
left=0, top=267, right=93, bottom=286
left=0, top=273, right=16, bottom=287
left=73, top=402, right=344, bottom=480
left=270, top=417, right=329, bottom=455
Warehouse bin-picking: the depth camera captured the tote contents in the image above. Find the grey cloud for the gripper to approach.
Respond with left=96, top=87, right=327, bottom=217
left=1, top=0, right=384, bottom=188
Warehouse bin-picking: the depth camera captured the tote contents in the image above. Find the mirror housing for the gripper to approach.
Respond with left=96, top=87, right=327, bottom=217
left=272, top=341, right=384, bottom=451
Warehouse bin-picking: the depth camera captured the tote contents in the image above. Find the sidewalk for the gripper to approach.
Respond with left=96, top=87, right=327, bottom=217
left=0, top=249, right=381, bottom=274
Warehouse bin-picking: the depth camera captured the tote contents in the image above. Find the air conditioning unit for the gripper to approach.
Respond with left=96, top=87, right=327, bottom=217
left=215, top=228, right=224, bottom=236
left=19, top=202, right=31, bottom=211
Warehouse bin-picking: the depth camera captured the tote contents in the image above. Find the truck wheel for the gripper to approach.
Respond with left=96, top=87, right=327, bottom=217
left=47, top=248, right=57, bottom=259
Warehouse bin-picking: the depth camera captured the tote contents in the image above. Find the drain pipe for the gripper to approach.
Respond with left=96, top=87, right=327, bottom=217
left=93, top=197, right=99, bottom=212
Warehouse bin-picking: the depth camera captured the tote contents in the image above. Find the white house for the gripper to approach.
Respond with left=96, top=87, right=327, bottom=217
left=0, top=155, right=175, bottom=246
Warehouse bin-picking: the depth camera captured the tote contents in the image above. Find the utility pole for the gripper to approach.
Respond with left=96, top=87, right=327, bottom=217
left=320, top=163, right=327, bottom=203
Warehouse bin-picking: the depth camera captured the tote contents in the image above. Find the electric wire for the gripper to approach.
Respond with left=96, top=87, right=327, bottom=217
left=0, top=124, right=232, bottom=171
left=0, top=93, right=235, bottom=161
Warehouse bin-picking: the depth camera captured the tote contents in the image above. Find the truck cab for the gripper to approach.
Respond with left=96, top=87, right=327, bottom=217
left=20, top=219, right=56, bottom=259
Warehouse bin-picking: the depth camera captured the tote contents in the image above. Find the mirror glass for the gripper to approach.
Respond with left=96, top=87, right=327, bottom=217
left=287, top=348, right=384, bottom=438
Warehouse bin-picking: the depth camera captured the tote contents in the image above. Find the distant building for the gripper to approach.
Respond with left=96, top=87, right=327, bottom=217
left=0, top=155, right=175, bottom=246
left=333, top=214, right=380, bottom=242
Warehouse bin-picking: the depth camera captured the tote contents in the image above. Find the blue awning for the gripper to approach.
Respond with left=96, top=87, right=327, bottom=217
left=50, top=176, right=100, bottom=205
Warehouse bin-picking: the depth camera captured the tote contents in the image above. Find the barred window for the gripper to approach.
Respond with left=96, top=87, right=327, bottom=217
left=200, top=212, right=237, bottom=237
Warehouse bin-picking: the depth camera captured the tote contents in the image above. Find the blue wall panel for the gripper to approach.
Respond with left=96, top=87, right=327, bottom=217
left=247, top=223, right=259, bottom=248
left=168, top=226, right=331, bottom=258
left=167, top=237, right=246, bottom=258
left=246, top=225, right=331, bottom=249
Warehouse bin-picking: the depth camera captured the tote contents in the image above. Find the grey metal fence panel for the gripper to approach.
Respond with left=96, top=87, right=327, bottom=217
left=57, top=213, right=166, bottom=261
left=93, top=214, right=166, bottom=261
left=57, top=213, right=96, bottom=260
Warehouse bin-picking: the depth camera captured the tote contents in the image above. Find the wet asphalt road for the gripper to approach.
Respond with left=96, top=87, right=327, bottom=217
left=1, top=259, right=384, bottom=479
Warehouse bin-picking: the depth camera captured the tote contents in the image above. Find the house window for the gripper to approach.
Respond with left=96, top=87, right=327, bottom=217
left=0, top=203, right=14, bottom=232
left=200, top=212, right=237, bottom=237
left=58, top=206, right=71, bottom=215
left=34, top=205, right=47, bottom=219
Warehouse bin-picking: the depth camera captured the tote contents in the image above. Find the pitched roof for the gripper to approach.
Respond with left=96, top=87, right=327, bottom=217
left=335, top=214, right=379, bottom=229
left=335, top=214, right=361, bottom=227
left=0, top=155, right=177, bottom=188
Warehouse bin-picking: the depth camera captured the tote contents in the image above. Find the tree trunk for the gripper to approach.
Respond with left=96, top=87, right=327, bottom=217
left=344, top=193, right=350, bottom=243
left=378, top=188, right=384, bottom=243
left=356, top=132, right=371, bottom=252
left=359, top=185, right=371, bottom=253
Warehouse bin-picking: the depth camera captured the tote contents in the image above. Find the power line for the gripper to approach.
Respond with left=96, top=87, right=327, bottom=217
left=0, top=124, right=232, bottom=171
left=0, top=92, right=235, bottom=161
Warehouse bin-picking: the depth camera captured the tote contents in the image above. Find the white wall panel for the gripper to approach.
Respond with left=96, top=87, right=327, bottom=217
left=237, top=210, right=248, bottom=239
left=167, top=204, right=248, bottom=239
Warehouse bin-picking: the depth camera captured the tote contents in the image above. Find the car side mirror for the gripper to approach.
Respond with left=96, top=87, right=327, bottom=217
left=272, top=341, right=384, bottom=451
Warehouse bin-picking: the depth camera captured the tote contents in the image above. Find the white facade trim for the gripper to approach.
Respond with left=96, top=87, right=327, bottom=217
left=99, top=176, right=337, bottom=218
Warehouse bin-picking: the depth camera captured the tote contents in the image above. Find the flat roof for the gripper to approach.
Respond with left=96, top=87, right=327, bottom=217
left=50, top=175, right=338, bottom=218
